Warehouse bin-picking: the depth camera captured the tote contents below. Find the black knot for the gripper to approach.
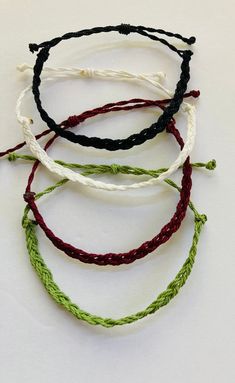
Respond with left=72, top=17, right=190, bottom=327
left=39, top=48, right=50, bottom=61
left=24, top=192, right=36, bottom=203
left=118, top=24, right=132, bottom=35
left=29, top=43, right=39, bottom=53
left=186, top=50, right=193, bottom=57
left=188, top=36, right=196, bottom=45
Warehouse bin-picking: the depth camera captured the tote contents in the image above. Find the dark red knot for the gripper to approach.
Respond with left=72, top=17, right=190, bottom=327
left=24, top=192, right=36, bottom=203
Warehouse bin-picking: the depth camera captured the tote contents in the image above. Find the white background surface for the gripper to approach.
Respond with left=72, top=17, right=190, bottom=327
left=0, top=1, right=234, bottom=382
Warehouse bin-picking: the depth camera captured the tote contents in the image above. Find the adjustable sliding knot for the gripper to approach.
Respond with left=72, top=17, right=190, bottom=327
left=24, top=192, right=36, bottom=203
left=118, top=24, right=132, bottom=35
left=110, top=164, right=121, bottom=175
left=66, top=115, right=80, bottom=128
left=79, top=68, right=94, bottom=78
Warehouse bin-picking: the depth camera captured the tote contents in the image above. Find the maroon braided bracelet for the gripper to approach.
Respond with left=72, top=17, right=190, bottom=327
left=0, top=91, right=199, bottom=158
left=22, top=94, right=195, bottom=266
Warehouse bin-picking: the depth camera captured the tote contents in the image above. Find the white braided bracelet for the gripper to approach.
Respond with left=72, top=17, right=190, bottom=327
left=16, top=64, right=196, bottom=192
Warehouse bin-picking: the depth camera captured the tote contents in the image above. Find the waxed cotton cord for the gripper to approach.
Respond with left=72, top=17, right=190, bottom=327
left=21, top=163, right=211, bottom=328
left=29, top=24, right=195, bottom=150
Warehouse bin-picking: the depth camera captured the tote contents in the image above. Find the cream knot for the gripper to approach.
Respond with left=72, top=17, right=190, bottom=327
left=79, top=68, right=94, bottom=78
left=149, top=72, right=166, bottom=82
left=18, top=116, right=33, bottom=125
left=17, top=63, right=30, bottom=72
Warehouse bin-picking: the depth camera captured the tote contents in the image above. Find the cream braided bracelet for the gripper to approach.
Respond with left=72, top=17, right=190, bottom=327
left=16, top=64, right=197, bottom=191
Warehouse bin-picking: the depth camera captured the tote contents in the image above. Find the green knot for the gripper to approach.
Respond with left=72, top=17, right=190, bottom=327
left=110, top=164, right=121, bottom=175
left=22, top=216, right=32, bottom=229
left=22, top=216, right=37, bottom=229
left=8, top=153, right=18, bottom=162
left=195, top=214, right=207, bottom=224
left=206, top=159, right=216, bottom=170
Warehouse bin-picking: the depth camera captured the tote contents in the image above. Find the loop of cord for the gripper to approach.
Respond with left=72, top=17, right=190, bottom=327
left=20, top=97, right=192, bottom=266
left=22, top=172, right=206, bottom=327
left=16, top=66, right=198, bottom=191
left=29, top=24, right=195, bottom=150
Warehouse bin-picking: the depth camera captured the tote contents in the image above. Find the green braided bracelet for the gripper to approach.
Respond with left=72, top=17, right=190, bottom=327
left=18, top=154, right=215, bottom=328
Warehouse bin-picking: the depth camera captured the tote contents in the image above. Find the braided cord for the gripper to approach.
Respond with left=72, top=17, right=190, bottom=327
left=22, top=164, right=207, bottom=328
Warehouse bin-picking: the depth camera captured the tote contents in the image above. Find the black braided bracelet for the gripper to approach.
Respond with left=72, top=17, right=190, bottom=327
left=30, top=24, right=196, bottom=151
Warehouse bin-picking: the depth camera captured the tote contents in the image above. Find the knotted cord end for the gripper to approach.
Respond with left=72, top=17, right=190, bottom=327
left=188, top=36, right=196, bottom=45
left=205, top=159, right=216, bottom=170
left=190, top=90, right=200, bottom=98
left=17, top=63, right=30, bottom=72
left=29, top=43, right=39, bottom=53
